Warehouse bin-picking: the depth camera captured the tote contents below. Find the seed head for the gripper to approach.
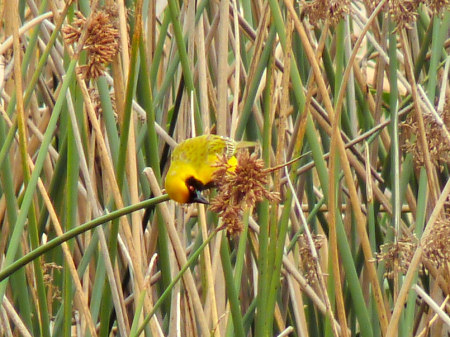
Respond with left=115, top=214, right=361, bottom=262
left=423, top=213, right=450, bottom=271
left=302, top=0, right=349, bottom=26
left=211, top=150, right=280, bottom=234
left=365, top=0, right=449, bottom=29
left=297, top=234, right=326, bottom=285
left=401, top=102, right=450, bottom=167
left=377, top=236, right=417, bottom=278
left=425, top=0, right=450, bottom=15
left=388, top=0, right=419, bottom=29
left=62, top=7, right=120, bottom=79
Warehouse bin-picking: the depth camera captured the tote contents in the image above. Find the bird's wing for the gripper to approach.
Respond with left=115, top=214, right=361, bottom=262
left=206, top=135, right=235, bottom=158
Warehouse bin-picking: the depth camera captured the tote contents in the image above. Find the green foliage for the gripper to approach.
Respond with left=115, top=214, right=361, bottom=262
left=0, top=0, right=448, bottom=336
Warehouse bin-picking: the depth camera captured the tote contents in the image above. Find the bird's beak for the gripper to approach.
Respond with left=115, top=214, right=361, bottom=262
left=193, top=190, right=209, bottom=204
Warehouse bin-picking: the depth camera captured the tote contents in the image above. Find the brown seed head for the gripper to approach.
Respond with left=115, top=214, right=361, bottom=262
left=62, top=7, right=120, bottom=79
left=423, top=213, right=450, bottom=270
left=377, top=236, right=417, bottom=278
left=388, top=0, right=419, bottom=29
left=210, top=150, right=280, bottom=234
left=303, top=0, right=349, bottom=26
left=297, top=234, right=326, bottom=284
left=365, top=1, right=450, bottom=29
left=401, top=103, right=450, bottom=166
left=424, top=0, right=450, bottom=14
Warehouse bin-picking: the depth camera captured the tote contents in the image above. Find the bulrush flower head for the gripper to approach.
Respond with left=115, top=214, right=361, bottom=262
left=210, top=150, right=280, bottom=234
left=423, top=213, right=450, bottom=271
left=62, top=7, right=120, bottom=79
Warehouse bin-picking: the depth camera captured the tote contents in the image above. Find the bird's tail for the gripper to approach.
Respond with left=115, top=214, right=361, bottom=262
left=236, top=140, right=258, bottom=149
left=223, top=137, right=258, bottom=158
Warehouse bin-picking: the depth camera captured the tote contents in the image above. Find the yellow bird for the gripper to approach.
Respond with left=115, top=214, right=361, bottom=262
left=165, top=135, right=248, bottom=204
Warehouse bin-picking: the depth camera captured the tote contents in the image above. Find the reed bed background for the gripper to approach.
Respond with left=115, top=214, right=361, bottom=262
left=0, top=0, right=449, bottom=336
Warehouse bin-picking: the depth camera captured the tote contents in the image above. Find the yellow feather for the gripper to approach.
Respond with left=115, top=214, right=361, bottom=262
left=164, top=135, right=254, bottom=203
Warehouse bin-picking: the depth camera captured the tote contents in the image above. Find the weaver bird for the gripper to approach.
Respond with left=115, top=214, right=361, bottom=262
left=164, top=135, right=253, bottom=204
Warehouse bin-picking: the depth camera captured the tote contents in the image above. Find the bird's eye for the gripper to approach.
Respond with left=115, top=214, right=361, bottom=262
left=184, top=176, right=209, bottom=203
left=186, top=176, right=206, bottom=191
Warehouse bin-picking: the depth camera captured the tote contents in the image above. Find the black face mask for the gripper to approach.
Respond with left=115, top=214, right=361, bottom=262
left=185, top=176, right=209, bottom=204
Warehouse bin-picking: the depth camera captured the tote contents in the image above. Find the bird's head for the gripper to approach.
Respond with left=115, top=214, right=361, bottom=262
left=165, top=165, right=209, bottom=204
